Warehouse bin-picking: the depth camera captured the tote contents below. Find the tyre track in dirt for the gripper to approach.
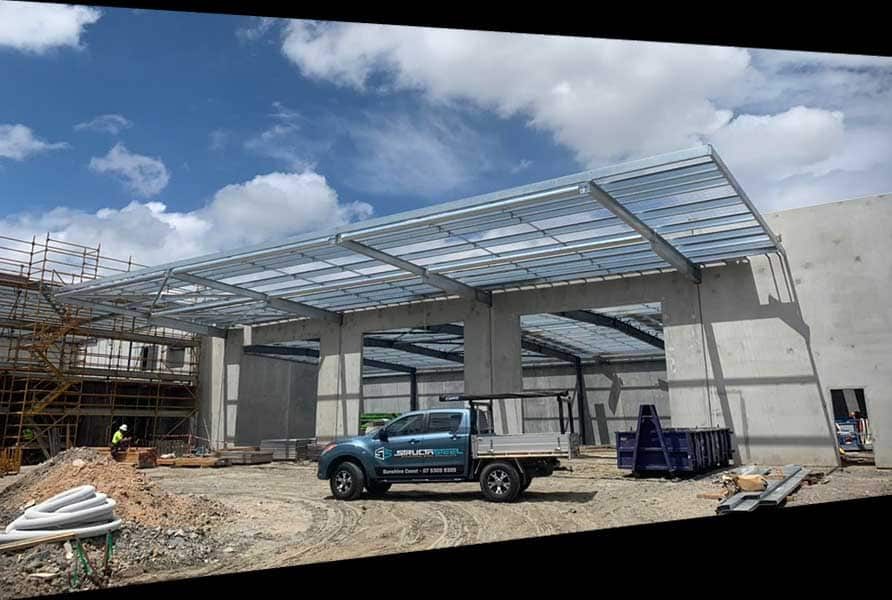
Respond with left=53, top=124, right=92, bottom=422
left=253, top=496, right=363, bottom=569
left=131, top=461, right=722, bottom=586
left=440, top=500, right=486, bottom=545
left=103, top=461, right=892, bottom=590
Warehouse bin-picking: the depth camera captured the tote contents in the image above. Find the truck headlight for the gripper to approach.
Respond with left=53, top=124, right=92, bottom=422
left=321, top=443, right=337, bottom=456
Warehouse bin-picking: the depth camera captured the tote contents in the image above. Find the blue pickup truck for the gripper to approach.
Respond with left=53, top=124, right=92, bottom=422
left=317, top=392, right=579, bottom=502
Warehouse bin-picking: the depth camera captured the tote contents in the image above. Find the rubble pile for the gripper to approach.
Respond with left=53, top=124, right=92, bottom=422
left=0, top=448, right=241, bottom=597
left=0, top=448, right=227, bottom=527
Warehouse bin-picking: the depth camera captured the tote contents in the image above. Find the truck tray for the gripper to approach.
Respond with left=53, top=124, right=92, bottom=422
left=472, top=432, right=577, bottom=459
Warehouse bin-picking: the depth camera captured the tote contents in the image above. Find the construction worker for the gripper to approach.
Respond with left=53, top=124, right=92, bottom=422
left=110, top=424, right=131, bottom=458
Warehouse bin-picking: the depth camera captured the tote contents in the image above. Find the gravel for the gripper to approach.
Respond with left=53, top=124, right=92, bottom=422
left=0, top=448, right=244, bottom=598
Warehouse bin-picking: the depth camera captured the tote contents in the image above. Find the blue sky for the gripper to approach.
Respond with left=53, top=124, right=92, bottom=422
left=2, top=3, right=891, bottom=266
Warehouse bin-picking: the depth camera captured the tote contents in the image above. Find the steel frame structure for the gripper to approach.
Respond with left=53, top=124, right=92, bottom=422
left=0, top=234, right=198, bottom=461
left=56, top=146, right=779, bottom=332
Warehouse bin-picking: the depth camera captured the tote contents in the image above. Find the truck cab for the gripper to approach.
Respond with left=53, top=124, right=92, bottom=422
left=317, top=391, right=578, bottom=502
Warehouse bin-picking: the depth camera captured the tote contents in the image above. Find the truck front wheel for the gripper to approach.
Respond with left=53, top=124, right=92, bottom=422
left=480, top=462, right=522, bottom=502
left=330, top=462, right=365, bottom=501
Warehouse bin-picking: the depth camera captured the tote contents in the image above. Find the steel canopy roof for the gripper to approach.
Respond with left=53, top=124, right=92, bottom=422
left=57, top=145, right=779, bottom=335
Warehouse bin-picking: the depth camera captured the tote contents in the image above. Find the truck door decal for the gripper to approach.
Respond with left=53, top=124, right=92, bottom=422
left=374, top=447, right=463, bottom=460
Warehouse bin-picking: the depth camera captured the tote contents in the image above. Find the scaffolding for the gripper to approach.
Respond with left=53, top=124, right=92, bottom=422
left=0, top=234, right=199, bottom=470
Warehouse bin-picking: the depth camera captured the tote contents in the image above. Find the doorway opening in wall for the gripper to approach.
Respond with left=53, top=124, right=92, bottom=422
left=830, top=388, right=874, bottom=465
left=519, top=303, right=666, bottom=447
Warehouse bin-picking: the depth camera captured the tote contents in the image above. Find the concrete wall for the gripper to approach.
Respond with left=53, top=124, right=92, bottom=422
left=198, top=336, right=317, bottom=448
left=234, top=354, right=318, bottom=445
left=663, top=258, right=839, bottom=466
left=766, top=195, right=892, bottom=467
left=662, top=194, right=892, bottom=466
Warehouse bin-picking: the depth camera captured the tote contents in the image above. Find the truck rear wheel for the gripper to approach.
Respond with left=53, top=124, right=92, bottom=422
left=480, top=462, right=521, bottom=502
left=330, top=461, right=365, bottom=501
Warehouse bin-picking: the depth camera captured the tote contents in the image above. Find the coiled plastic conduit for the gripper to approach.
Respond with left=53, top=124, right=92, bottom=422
left=0, top=485, right=122, bottom=542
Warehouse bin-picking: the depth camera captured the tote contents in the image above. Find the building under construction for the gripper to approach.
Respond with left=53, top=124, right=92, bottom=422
left=3, top=146, right=890, bottom=474
left=0, top=234, right=199, bottom=468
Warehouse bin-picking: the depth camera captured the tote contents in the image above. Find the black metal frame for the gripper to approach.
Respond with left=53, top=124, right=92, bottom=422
left=438, top=390, right=575, bottom=435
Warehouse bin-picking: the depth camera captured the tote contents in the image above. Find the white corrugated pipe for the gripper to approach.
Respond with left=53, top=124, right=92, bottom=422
left=0, top=485, right=122, bottom=542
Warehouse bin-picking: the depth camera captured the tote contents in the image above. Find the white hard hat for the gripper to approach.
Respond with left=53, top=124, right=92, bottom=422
left=120, top=424, right=128, bottom=431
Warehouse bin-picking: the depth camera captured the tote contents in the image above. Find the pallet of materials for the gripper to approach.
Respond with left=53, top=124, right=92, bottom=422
left=306, top=443, right=325, bottom=462
left=96, top=447, right=158, bottom=469
left=215, top=449, right=274, bottom=465
left=717, top=465, right=809, bottom=513
left=157, top=456, right=230, bottom=468
left=0, top=447, right=22, bottom=476
left=260, top=438, right=315, bottom=461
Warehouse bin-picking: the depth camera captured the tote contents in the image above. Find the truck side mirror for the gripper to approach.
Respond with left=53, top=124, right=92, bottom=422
left=378, top=428, right=388, bottom=442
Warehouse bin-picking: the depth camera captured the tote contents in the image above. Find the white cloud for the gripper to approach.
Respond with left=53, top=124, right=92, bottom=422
left=245, top=122, right=312, bottom=169
left=752, top=49, right=892, bottom=72
left=236, top=16, right=278, bottom=43
left=709, top=106, right=846, bottom=182
left=281, top=22, right=748, bottom=165
left=343, top=111, right=499, bottom=197
left=209, top=129, right=230, bottom=151
left=74, top=114, right=132, bottom=135
left=269, top=100, right=302, bottom=122
left=0, top=171, right=374, bottom=266
left=89, top=143, right=170, bottom=197
left=735, top=125, right=892, bottom=212
left=756, top=164, right=892, bottom=213
left=205, top=171, right=372, bottom=248
left=247, top=99, right=505, bottom=196
left=0, top=124, right=68, bottom=160
left=511, top=159, right=533, bottom=174
left=244, top=101, right=320, bottom=168
left=278, top=21, right=892, bottom=210
left=0, top=2, right=101, bottom=54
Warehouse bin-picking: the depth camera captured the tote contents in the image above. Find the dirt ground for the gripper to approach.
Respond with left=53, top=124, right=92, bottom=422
left=2, top=451, right=891, bottom=593
left=117, top=453, right=891, bottom=587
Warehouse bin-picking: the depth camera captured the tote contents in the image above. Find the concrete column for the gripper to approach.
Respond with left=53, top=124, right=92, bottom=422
left=315, top=322, right=364, bottom=441
left=662, top=278, right=713, bottom=429
left=223, top=326, right=251, bottom=448
left=464, top=303, right=523, bottom=434
left=198, top=335, right=225, bottom=449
